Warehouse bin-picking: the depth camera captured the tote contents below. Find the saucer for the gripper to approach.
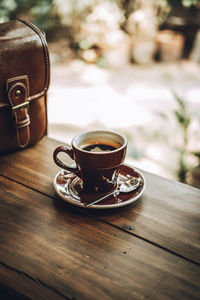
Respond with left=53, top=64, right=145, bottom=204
left=53, top=164, right=146, bottom=209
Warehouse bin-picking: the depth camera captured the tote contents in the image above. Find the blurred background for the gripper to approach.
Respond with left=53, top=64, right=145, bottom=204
left=1, top=0, right=200, bottom=187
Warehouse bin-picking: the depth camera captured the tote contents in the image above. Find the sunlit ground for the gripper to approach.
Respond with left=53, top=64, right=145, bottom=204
left=48, top=60, right=200, bottom=182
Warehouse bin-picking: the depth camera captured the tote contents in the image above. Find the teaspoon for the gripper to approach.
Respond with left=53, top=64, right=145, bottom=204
left=85, top=176, right=141, bottom=207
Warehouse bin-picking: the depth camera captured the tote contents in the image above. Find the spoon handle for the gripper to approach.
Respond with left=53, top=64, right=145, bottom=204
left=85, top=189, right=120, bottom=207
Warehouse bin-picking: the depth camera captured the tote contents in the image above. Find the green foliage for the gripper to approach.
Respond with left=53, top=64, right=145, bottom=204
left=158, top=0, right=200, bottom=7
left=172, top=92, right=190, bottom=182
left=0, top=0, right=54, bottom=30
left=193, top=152, right=200, bottom=165
left=1, top=0, right=199, bottom=54
left=172, top=91, right=200, bottom=182
left=181, top=0, right=200, bottom=7
left=174, top=110, right=190, bottom=129
left=173, top=91, right=190, bottom=138
left=177, top=149, right=189, bottom=182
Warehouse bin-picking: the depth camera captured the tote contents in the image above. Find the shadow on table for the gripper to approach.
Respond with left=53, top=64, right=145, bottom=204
left=0, top=285, right=30, bottom=300
left=52, top=191, right=144, bottom=220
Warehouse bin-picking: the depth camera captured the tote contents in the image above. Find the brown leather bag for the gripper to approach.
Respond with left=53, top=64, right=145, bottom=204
left=0, top=19, right=50, bottom=153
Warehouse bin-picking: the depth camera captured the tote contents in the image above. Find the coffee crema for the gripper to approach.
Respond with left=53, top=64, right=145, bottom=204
left=82, top=144, right=116, bottom=153
left=80, top=139, right=122, bottom=153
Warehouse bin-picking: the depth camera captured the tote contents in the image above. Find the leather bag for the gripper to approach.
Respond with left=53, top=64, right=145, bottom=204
left=0, top=19, right=50, bottom=153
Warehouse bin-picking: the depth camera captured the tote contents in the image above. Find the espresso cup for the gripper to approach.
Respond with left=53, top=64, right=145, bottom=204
left=53, top=130, right=127, bottom=193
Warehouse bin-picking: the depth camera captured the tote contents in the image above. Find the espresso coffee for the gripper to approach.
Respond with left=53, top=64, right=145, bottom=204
left=83, top=143, right=117, bottom=153
left=80, top=139, right=122, bottom=153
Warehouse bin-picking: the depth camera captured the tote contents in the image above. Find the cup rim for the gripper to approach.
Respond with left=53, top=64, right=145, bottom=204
left=72, top=130, right=127, bottom=154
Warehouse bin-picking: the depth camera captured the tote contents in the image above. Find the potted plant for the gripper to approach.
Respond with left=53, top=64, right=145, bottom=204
left=172, top=92, right=200, bottom=186
left=127, top=1, right=157, bottom=64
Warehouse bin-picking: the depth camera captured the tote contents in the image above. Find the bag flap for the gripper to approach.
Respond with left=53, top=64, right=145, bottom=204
left=0, top=19, right=50, bottom=109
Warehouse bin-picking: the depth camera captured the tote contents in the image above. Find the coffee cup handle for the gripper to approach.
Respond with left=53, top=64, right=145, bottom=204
left=53, top=146, right=81, bottom=177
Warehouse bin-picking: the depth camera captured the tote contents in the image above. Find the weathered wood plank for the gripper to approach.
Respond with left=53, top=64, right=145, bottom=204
left=0, top=266, right=67, bottom=300
left=96, top=173, right=200, bottom=264
left=0, top=137, right=200, bottom=264
left=0, top=176, right=200, bottom=300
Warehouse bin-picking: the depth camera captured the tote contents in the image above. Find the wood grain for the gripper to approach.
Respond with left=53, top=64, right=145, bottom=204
left=96, top=173, right=200, bottom=264
left=0, top=176, right=200, bottom=300
left=0, top=137, right=199, bottom=264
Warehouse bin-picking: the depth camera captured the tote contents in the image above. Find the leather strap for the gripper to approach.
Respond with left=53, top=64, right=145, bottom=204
left=7, top=75, right=30, bottom=148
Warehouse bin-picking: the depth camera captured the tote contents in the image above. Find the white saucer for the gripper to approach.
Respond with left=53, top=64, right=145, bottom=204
left=53, top=164, right=146, bottom=209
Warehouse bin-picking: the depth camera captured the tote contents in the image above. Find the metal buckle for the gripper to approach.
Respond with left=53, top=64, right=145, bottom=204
left=12, top=101, right=29, bottom=114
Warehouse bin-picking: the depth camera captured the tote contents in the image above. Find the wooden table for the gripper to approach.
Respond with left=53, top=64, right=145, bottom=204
left=0, top=137, right=200, bottom=300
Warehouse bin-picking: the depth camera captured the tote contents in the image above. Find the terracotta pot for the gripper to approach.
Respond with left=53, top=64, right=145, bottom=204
left=186, top=166, right=200, bottom=189
left=156, top=30, right=185, bottom=61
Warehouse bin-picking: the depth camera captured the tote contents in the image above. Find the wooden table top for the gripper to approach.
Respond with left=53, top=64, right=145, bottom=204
left=0, top=137, right=200, bottom=300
